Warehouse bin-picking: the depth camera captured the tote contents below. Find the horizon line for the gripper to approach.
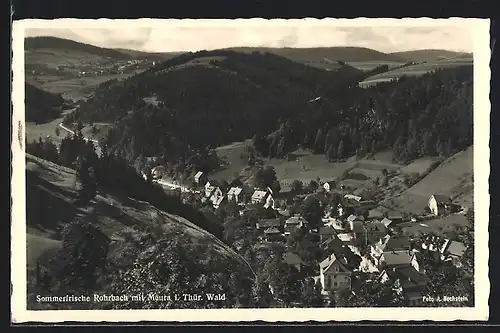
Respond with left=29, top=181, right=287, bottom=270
left=25, top=35, right=473, bottom=56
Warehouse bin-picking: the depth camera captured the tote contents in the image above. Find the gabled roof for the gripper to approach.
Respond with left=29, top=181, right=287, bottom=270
left=364, top=221, right=386, bottom=233
left=431, top=194, right=452, bottom=204
left=283, top=252, right=304, bottom=266
left=264, top=227, right=281, bottom=234
left=347, top=214, right=360, bottom=223
left=387, top=211, right=403, bottom=220
left=444, top=240, right=466, bottom=257
left=319, top=235, right=345, bottom=252
left=381, top=217, right=393, bottom=227
left=227, top=187, right=243, bottom=196
left=319, top=227, right=336, bottom=236
left=194, top=171, right=204, bottom=178
left=252, top=190, right=268, bottom=200
left=385, top=236, right=411, bottom=251
left=320, top=253, right=350, bottom=273
left=368, top=208, right=384, bottom=219
left=381, top=250, right=413, bottom=266
left=286, top=216, right=305, bottom=225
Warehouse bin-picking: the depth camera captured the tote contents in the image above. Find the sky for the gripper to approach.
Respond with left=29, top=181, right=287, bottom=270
left=23, top=19, right=474, bottom=54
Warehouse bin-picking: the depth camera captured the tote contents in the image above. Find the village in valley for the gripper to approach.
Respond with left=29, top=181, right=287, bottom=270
left=143, top=157, right=472, bottom=307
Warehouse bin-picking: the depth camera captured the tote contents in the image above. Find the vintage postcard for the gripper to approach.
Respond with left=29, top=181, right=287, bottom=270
left=11, top=18, right=490, bottom=323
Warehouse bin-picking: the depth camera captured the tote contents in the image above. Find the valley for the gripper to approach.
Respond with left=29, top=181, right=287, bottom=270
left=23, top=36, right=475, bottom=309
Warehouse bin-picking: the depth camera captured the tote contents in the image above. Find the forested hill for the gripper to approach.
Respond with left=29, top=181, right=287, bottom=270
left=257, top=66, right=473, bottom=164
left=25, top=83, right=67, bottom=123
left=64, top=50, right=366, bottom=162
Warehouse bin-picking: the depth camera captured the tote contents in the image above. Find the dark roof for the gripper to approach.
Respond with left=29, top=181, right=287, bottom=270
left=385, top=236, right=411, bottom=251
left=364, top=221, right=386, bottom=233
left=387, top=211, right=403, bottom=219
left=382, top=250, right=413, bottom=266
left=397, top=266, right=430, bottom=287
left=319, top=227, right=336, bottom=236
left=432, top=194, right=452, bottom=204
left=282, top=252, right=304, bottom=266
left=245, top=203, right=263, bottom=211
left=352, top=221, right=366, bottom=233
left=319, top=235, right=345, bottom=252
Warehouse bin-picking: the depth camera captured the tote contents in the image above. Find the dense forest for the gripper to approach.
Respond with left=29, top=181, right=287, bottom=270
left=257, top=66, right=473, bottom=163
left=63, top=50, right=366, bottom=163
left=64, top=50, right=472, bottom=175
left=26, top=133, right=224, bottom=239
left=25, top=83, right=67, bottom=123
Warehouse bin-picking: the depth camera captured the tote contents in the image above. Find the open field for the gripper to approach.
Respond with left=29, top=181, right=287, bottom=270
left=25, top=108, right=77, bottom=145
left=386, top=146, right=473, bottom=213
left=399, top=213, right=470, bottom=238
left=400, top=156, right=441, bottom=175
left=212, top=141, right=251, bottom=181
left=359, top=57, right=473, bottom=87
left=347, top=61, right=404, bottom=71
left=27, top=72, right=141, bottom=101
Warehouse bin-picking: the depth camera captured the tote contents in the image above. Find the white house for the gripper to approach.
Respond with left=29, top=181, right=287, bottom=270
left=194, top=171, right=207, bottom=185
left=227, top=187, right=243, bottom=204
left=428, top=194, right=452, bottom=216
left=319, top=253, right=352, bottom=294
left=263, top=194, right=275, bottom=209
left=251, top=190, right=268, bottom=204
left=209, top=187, right=225, bottom=209
left=323, top=181, right=336, bottom=193
left=205, top=181, right=215, bottom=198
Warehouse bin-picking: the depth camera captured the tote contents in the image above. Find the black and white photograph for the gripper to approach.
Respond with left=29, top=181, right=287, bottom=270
left=11, top=18, right=490, bottom=322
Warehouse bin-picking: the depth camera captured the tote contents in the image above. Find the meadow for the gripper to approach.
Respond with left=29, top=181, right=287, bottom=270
left=359, top=57, right=473, bottom=87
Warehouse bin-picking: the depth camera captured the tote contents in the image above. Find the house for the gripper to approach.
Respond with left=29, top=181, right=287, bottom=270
left=322, top=217, right=344, bottom=231
left=194, top=171, right=207, bottom=185
left=378, top=265, right=429, bottom=306
left=344, top=194, right=362, bottom=202
left=381, top=217, right=393, bottom=228
left=378, top=250, right=420, bottom=272
left=350, top=221, right=367, bottom=246
left=205, top=181, right=215, bottom=198
left=151, top=165, right=165, bottom=180
left=319, top=227, right=337, bottom=242
left=263, top=194, right=276, bottom=209
left=370, top=235, right=412, bottom=266
left=368, top=208, right=384, bottom=220
left=263, top=227, right=282, bottom=242
left=337, top=202, right=358, bottom=217
left=323, top=181, right=336, bottom=193
left=209, top=187, right=225, bottom=209
left=319, top=234, right=346, bottom=252
left=251, top=190, right=269, bottom=204
left=386, top=211, right=404, bottom=224
left=428, top=194, right=452, bottom=216
left=282, top=252, right=305, bottom=272
left=256, top=218, right=283, bottom=231
left=319, top=253, right=352, bottom=294
left=440, top=240, right=467, bottom=267
left=227, top=187, right=243, bottom=204
left=364, top=221, right=387, bottom=244
left=284, top=216, right=305, bottom=235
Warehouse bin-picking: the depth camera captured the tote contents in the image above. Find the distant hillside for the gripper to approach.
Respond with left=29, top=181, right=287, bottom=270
left=26, top=153, right=255, bottom=309
left=390, top=49, right=473, bottom=62
left=113, top=48, right=184, bottom=61
left=65, top=49, right=366, bottom=164
left=227, top=46, right=406, bottom=69
left=25, top=36, right=133, bottom=60
left=25, top=82, right=68, bottom=123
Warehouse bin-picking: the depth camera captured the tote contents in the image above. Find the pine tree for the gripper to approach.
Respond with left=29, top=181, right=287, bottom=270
left=337, top=140, right=345, bottom=159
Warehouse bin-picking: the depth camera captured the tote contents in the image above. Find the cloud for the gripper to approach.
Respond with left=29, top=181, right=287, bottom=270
left=24, top=20, right=473, bottom=53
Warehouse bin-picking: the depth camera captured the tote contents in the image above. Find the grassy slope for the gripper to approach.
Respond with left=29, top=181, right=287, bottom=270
left=387, top=146, right=473, bottom=213
left=389, top=49, right=473, bottom=62
left=227, top=46, right=406, bottom=70
left=25, top=153, right=251, bottom=273
left=360, top=57, right=473, bottom=87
